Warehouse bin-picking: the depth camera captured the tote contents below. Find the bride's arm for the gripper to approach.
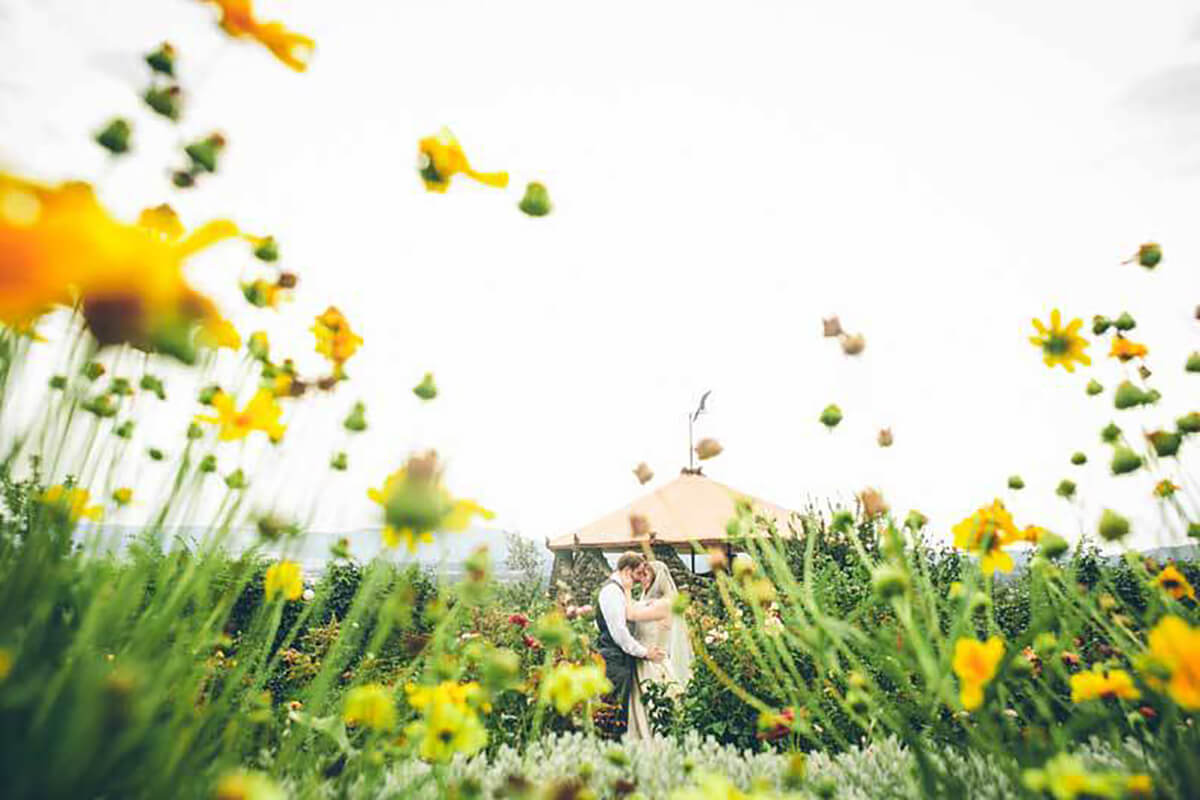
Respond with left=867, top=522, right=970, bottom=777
left=625, top=598, right=671, bottom=622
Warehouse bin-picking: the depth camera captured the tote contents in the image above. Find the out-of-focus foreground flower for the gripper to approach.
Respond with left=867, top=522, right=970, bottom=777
left=202, top=0, right=315, bottom=72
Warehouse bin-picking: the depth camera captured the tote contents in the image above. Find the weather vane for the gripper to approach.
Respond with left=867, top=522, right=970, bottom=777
left=687, top=390, right=711, bottom=472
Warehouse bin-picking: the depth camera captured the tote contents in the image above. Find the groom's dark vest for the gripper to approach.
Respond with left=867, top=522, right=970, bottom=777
left=595, top=579, right=635, bottom=735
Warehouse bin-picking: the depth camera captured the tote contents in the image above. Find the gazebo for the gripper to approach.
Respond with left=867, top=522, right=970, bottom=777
left=546, top=469, right=796, bottom=596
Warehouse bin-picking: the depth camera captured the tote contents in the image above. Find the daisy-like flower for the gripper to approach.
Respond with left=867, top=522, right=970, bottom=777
left=952, top=500, right=1020, bottom=575
left=40, top=485, right=103, bottom=522
left=953, top=636, right=1005, bottom=710
left=196, top=389, right=286, bottom=442
left=1069, top=667, right=1141, bottom=703
left=343, top=683, right=396, bottom=732
left=1109, top=337, right=1148, bottom=362
left=367, top=451, right=493, bottom=552
left=1152, top=565, right=1195, bottom=601
left=264, top=560, right=302, bottom=601
left=417, top=127, right=508, bottom=193
left=404, top=681, right=489, bottom=763
left=202, top=0, right=315, bottom=72
left=311, top=306, right=363, bottom=379
left=539, top=663, right=612, bottom=715
left=1029, top=309, right=1090, bottom=372
left=1145, top=615, right=1200, bottom=710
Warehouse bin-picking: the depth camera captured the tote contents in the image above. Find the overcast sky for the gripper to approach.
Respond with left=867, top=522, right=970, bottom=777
left=1, top=0, right=1197, bottom=552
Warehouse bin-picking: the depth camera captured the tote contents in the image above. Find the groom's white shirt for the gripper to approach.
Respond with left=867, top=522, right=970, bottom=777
left=599, top=576, right=647, bottom=658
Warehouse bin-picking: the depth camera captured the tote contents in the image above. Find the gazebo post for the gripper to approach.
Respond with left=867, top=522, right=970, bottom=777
left=690, top=550, right=696, bottom=572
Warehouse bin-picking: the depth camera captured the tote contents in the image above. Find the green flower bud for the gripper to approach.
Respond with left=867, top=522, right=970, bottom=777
left=1114, top=311, right=1136, bottom=332
left=1055, top=479, right=1076, bottom=500
left=114, top=420, right=134, bottom=439
left=184, top=133, right=224, bottom=173
left=147, top=447, right=165, bottom=461
left=1085, top=379, right=1103, bottom=396
left=1091, top=316, right=1112, bottom=336
left=1187, top=352, right=1200, bottom=373
left=198, top=384, right=221, bottom=405
left=225, top=468, right=247, bottom=490
left=1098, top=509, right=1130, bottom=541
left=186, top=422, right=203, bottom=440
left=480, top=647, right=520, bottom=691
left=145, top=42, right=176, bottom=76
left=49, top=375, right=67, bottom=390
left=1178, top=412, right=1200, bottom=435
left=343, top=401, right=367, bottom=432
left=199, top=454, right=217, bottom=473
left=413, top=372, right=438, bottom=401
left=1100, top=422, right=1122, bottom=444
left=830, top=510, right=854, bottom=532
left=83, top=362, right=106, bottom=381
left=139, top=374, right=166, bottom=400
left=533, top=611, right=572, bottom=649
left=171, top=170, right=195, bottom=188
left=904, top=509, right=928, bottom=530
left=1007, top=475, right=1025, bottom=490
left=95, top=118, right=131, bottom=155
left=1189, top=523, right=1200, bottom=539
left=1134, top=242, right=1162, bottom=269
left=580, top=761, right=597, bottom=781
left=1113, top=381, right=1152, bottom=410
left=871, top=564, right=909, bottom=600
left=605, top=748, right=630, bottom=767
left=82, top=394, right=117, bottom=418
left=819, top=404, right=843, bottom=429
left=253, top=235, right=279, bottom=262
left=108, top=377, right=133, bottom=397
left=1070, top=452, right=1087, bottom=466
left=330, top=537, right=351, bottom=559
left=1110, top=446, right=1142, bottom=475
left=143, top=85, right=182, bottom=121
left=1039, top=532, right=1069, bottom=559
left=518, top=181, right=553, bottom=217
left=330, top=451, right=348, bottom=471
left=1147, top=430, right=1181, bottom=458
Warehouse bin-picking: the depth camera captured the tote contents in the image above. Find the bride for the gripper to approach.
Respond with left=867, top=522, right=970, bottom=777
left=624, top=560, right=694, bottom=740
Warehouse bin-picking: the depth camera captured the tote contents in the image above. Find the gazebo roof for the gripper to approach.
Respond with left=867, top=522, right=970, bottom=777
left=548, top=471, right=795, bottom=551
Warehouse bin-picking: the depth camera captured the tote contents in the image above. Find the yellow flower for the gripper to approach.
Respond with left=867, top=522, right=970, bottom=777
left=539, top=663, right=612, bottom=715
left=0, top=648, right=12, bottom=681
left=41, top=485, right=103, bottom=522
left=137, top=204, right=185, bottom=240
left=343, top=683, right=397, bottom=732
left=1126, top=774, right=1153, bottom=799
left=953, top=636, right=1004, bottom=710
left=1146, top=615, right=1200, bottom=710
left=202, top=0, right=315, bottom=72
left=112, top=487, right=133, bottom=506
left=1029, top=309, right=1090, bottom=372
left=1018, top=525, right=1049, bottom=544
left=952, top=500, right=1020, bottom=575
left=0, top=173, right=242, bottom=363
left=367, top=452, right=493, bottom=552
left=406, top=680, right=490, bottom=713
left=1023, top=754, right=1147, bottom=800
left=264, top=561, right=302, bottom=602
left=1069, top=667, right=1141, bottom=703
left=417, top=128, right=509, bottom=193
left=196, top=389, right=286, bottom=442
left=213, top=769, right=285, bottom=800
left=1152, top=565, right=1196, bottom=602
left=403, top=681, right=489, bottom=763
left=311, top=306, right=363, bottom=378
left=1108, top=337, right=1148, bottom=362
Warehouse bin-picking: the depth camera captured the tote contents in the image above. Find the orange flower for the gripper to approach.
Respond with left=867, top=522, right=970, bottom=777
left=1109, top=337, right=1148, bottom=362
left=202, top=0, right=315, bottom=71
left=952, top=500, right=1020, bottom=575
left=311, top=306, right=363, bottom=378
left=1069, top=667, right=1141, bottom=703
left=953, top=636, right=1004, bottom=710
left=1145, top=616, right=1200, bottom=710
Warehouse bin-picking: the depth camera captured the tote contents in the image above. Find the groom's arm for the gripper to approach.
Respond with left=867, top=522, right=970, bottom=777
left=598, top=583, right=647, bottom=658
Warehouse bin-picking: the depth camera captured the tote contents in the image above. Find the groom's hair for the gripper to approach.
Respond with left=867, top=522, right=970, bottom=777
left=616, top=551, right=645, bottom=572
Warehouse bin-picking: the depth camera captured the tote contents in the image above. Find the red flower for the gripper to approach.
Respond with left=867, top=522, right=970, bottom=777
left=508, top=613, right=530, bottom=629
left=757, top=707, right=796, bottom=742
left=523, top=634, right=541, bottom=650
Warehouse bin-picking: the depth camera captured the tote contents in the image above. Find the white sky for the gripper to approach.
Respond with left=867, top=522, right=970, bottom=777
left=1, top=0, right=1198, bottom=552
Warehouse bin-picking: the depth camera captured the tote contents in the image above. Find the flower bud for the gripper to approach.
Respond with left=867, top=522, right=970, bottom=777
left=480, top=647, right=521, bottom=691
left=253, top=236, right=279, bottom=262
left=1146, top=430, right=1181, bottom=458
left=1085, top=379, right=1103, bottom=396
left=1007, top=475, right=1025, bottom=490
left=534, top=611, right=572, bottom=649
left=877, top=428, right=893, bottom=447
left=147, top=447, right=165, bottom=461
left=82, top=394, right=117, bottom=418
left=904, top=510, right=928, bottom=530
left=871, top=564, right=909, bottom=600
left=112, top=487, right=133, bottom=506
left=186, top=422, right=203, bottom=440
left=412, top=372, right=437, bottom=400
left=1070, top=452, right=1086, bottom=466
left=343, top=402, right=367, bottom=432
left=1091, top=316, right=1112, bottom=335
left=1113, top=381, right=1152, bottom=410
left=49, top=375, right=67, bottom=390
left=819, top=404, right=843, bottom=429
left=143, top=86, right=182, bottom=121
left=830, top=510, right=854, bottom=532
left=1178, top=412, right=1200, bottom=435
left=1132, top=242, right=1162, bottom=269
left=171, top=170, right=195, bottom=188
left=114, top=421, right=134, bottom=439
left=1055, top=479, right=1076, bottom=500
left=1039, top=532, right=1069, bottom=559
left=822, top=316, right=843, bottom=337
left=633, top=462, right=654, bottom=485
left=518, top=182, right=553, bottom=217
left=858, top=487, right=888, bottom=518
left=1100, top=422, right=1122, bottom=444
left=1110, top=446, right=1143, bottom=475
left=83, top=362, right=106, bottom=381
left=1098, top=509, right=1130, bottom=541
left=145, top=42, right=176, bottom=76
left=108, top=377, right=133, bottom=397
left=199, top=454, right=217, bottom=473
left=139, top=374, right=166, bottom=400
left=839, top=333, right=865, bottom=355
left=694, top=437, right=723, bottom=460
left=184, top=133, right=225, bottom=173
left=330, top=451, right=348, bottom=471
left=732, top=553, right=756, bottom=579
left=330, top=537, right=350, bottom=559
left=225, top=469, right=247, bottom=490
left=95, top=118, right=132, bottom=155
left=1114, top=311, right=1136, bottom=332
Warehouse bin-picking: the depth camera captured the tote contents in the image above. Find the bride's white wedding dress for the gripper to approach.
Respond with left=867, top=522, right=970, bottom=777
left=627, top=562, right=693, bottom=741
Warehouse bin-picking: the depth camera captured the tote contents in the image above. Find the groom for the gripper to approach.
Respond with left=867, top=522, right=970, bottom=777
left=596, top=551, right=664, bottom=737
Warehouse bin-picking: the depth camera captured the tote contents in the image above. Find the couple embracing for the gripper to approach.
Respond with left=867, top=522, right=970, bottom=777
left=595, top=552, right=694, bottom=740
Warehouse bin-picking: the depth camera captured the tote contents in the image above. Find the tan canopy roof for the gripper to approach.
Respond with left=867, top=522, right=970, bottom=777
left=549, top=471, right=795, bottom=551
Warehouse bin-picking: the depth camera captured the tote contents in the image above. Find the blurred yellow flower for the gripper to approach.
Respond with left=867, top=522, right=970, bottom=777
left=0, top=173, right=241, bottom=363
left=1152, top=565, right=1195, bottom=601
left=952, top=500, right=1019, bottom=575
left=417, top=128, right=508, bottom=193
left=1145, top=615, right=1200, bottom=710
left=1018, top=525, right=1049, bottom=544
left=367, top=452, right=494, bottom=552
left=136, top=203, right=184, bottom=240
left=311, top=306, right=363, bottom=379
left=343, top=683, right=396, bottom=731
left=41, top=485, right=103, bottom=522
left=406, top=680, right=490, bottom=713
left=539, top=663, right=612, bottom=715
left=0, top=648, right=12, bottom=681
left=1069, top=667, right=1140, bottom=703
left=953, top=636, right=1004, bottom=710
left=214, top=769, right=285, bottom=800
left=197, top=389, right=286, bottom=442
left=112, top=487, right=133, bottom=507
left=1108, top=337, right=1148, bottom=362
left=203, top=0, right=315, bottom=72
left=264, top=561, right=302, bottom=601
left=1023, top=754, right=1149, bottom=800
left=404, top=681, right=488, bottom=763
left=1029, top=309, right=1090, bottom=372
